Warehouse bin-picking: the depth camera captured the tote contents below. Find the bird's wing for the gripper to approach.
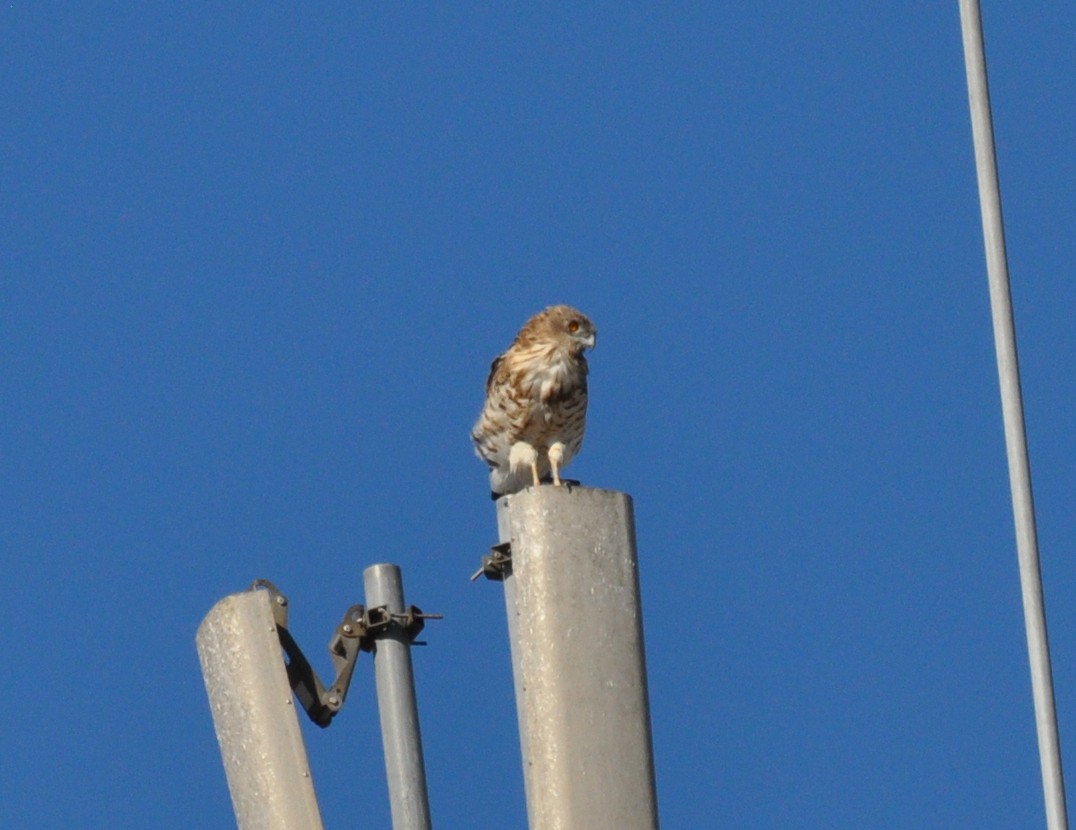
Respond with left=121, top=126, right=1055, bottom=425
left=484, top=353, right=505, bottom=394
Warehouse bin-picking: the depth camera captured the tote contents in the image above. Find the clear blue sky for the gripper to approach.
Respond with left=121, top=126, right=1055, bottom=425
left=3, top=4, right=1074, bottom=828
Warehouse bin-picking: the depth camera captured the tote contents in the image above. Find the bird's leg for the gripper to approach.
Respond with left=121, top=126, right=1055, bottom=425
left=508, top=441, right=541, bottom=489
left=548, top=441, right=565, bottom=486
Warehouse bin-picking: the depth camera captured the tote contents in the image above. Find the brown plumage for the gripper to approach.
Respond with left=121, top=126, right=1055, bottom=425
left=472, top=305, right=597, bottom=496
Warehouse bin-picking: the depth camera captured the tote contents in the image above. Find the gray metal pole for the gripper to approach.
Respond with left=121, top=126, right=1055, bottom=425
left=958, top=3, right=1069, bottom=828
left=496, top=486, right=659, bottom=830
left=196, top=589, right=325, bottom=830
left=363, top=563, right=432, bottom=830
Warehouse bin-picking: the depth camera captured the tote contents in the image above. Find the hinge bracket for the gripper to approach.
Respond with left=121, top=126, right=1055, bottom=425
left=250, top=579, right=440, bottom=728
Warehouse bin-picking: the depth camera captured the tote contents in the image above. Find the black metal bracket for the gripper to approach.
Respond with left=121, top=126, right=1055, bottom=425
left=250, top=579, right=441, bottom=728
left=470, top=541, right=513, bottom=581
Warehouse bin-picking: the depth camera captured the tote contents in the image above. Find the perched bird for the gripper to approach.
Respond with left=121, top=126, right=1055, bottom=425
left=472, top=305, right=597, bottom=497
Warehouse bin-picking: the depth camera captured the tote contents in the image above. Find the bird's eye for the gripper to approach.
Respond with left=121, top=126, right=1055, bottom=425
left=568, top=320, right=580, bottom=333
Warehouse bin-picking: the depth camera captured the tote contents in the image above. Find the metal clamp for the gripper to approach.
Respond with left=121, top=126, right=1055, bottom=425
left=470, top=541, right=513, bottom=581
left=249, top=579, right=440, bottom=728
left=363, top=603, right=443, bottom=647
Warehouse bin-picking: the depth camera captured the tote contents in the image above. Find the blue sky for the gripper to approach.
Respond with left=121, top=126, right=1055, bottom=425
left=3, top=4, right=1074, bottom=828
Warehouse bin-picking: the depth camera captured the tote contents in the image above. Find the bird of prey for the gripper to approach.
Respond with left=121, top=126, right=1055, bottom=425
left=472, top=305, right=597, bottom=497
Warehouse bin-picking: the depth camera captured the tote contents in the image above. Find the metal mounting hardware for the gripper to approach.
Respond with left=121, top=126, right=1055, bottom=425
left=396, top=605, right=443, bottom=646
left=470, top=541, right=513, bottom=582
left=363, top=603, right=443, bottom=647
left=250, top=579, right=365, bottom=728
left=249, top=579, right=441, bottom=728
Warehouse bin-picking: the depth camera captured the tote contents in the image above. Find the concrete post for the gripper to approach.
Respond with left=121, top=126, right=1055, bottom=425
left=196, top=588, right=324, bottom=830
left=496, top=486, right=659, bottom=830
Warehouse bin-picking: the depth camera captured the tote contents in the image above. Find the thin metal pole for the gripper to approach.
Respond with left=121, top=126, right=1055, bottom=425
left=958, top=3, right=1069, bottom=828
left=363, top=564, right=432, bottom=830
left=196, top=589, right=325, bottom=830
left=496, top=486, right=659, bottom=830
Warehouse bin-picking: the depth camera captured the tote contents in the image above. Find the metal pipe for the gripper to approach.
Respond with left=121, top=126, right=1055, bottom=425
left=196, top=589, right=325, bottom=830
left=496, top=486, right=659, bottom=830
left=958, top=3, right=1069, bottom=828
left=363, top=564, right=433, bottom=830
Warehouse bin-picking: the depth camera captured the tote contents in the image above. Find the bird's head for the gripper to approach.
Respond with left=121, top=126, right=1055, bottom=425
left=543, top=305, right=596, bottom=356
